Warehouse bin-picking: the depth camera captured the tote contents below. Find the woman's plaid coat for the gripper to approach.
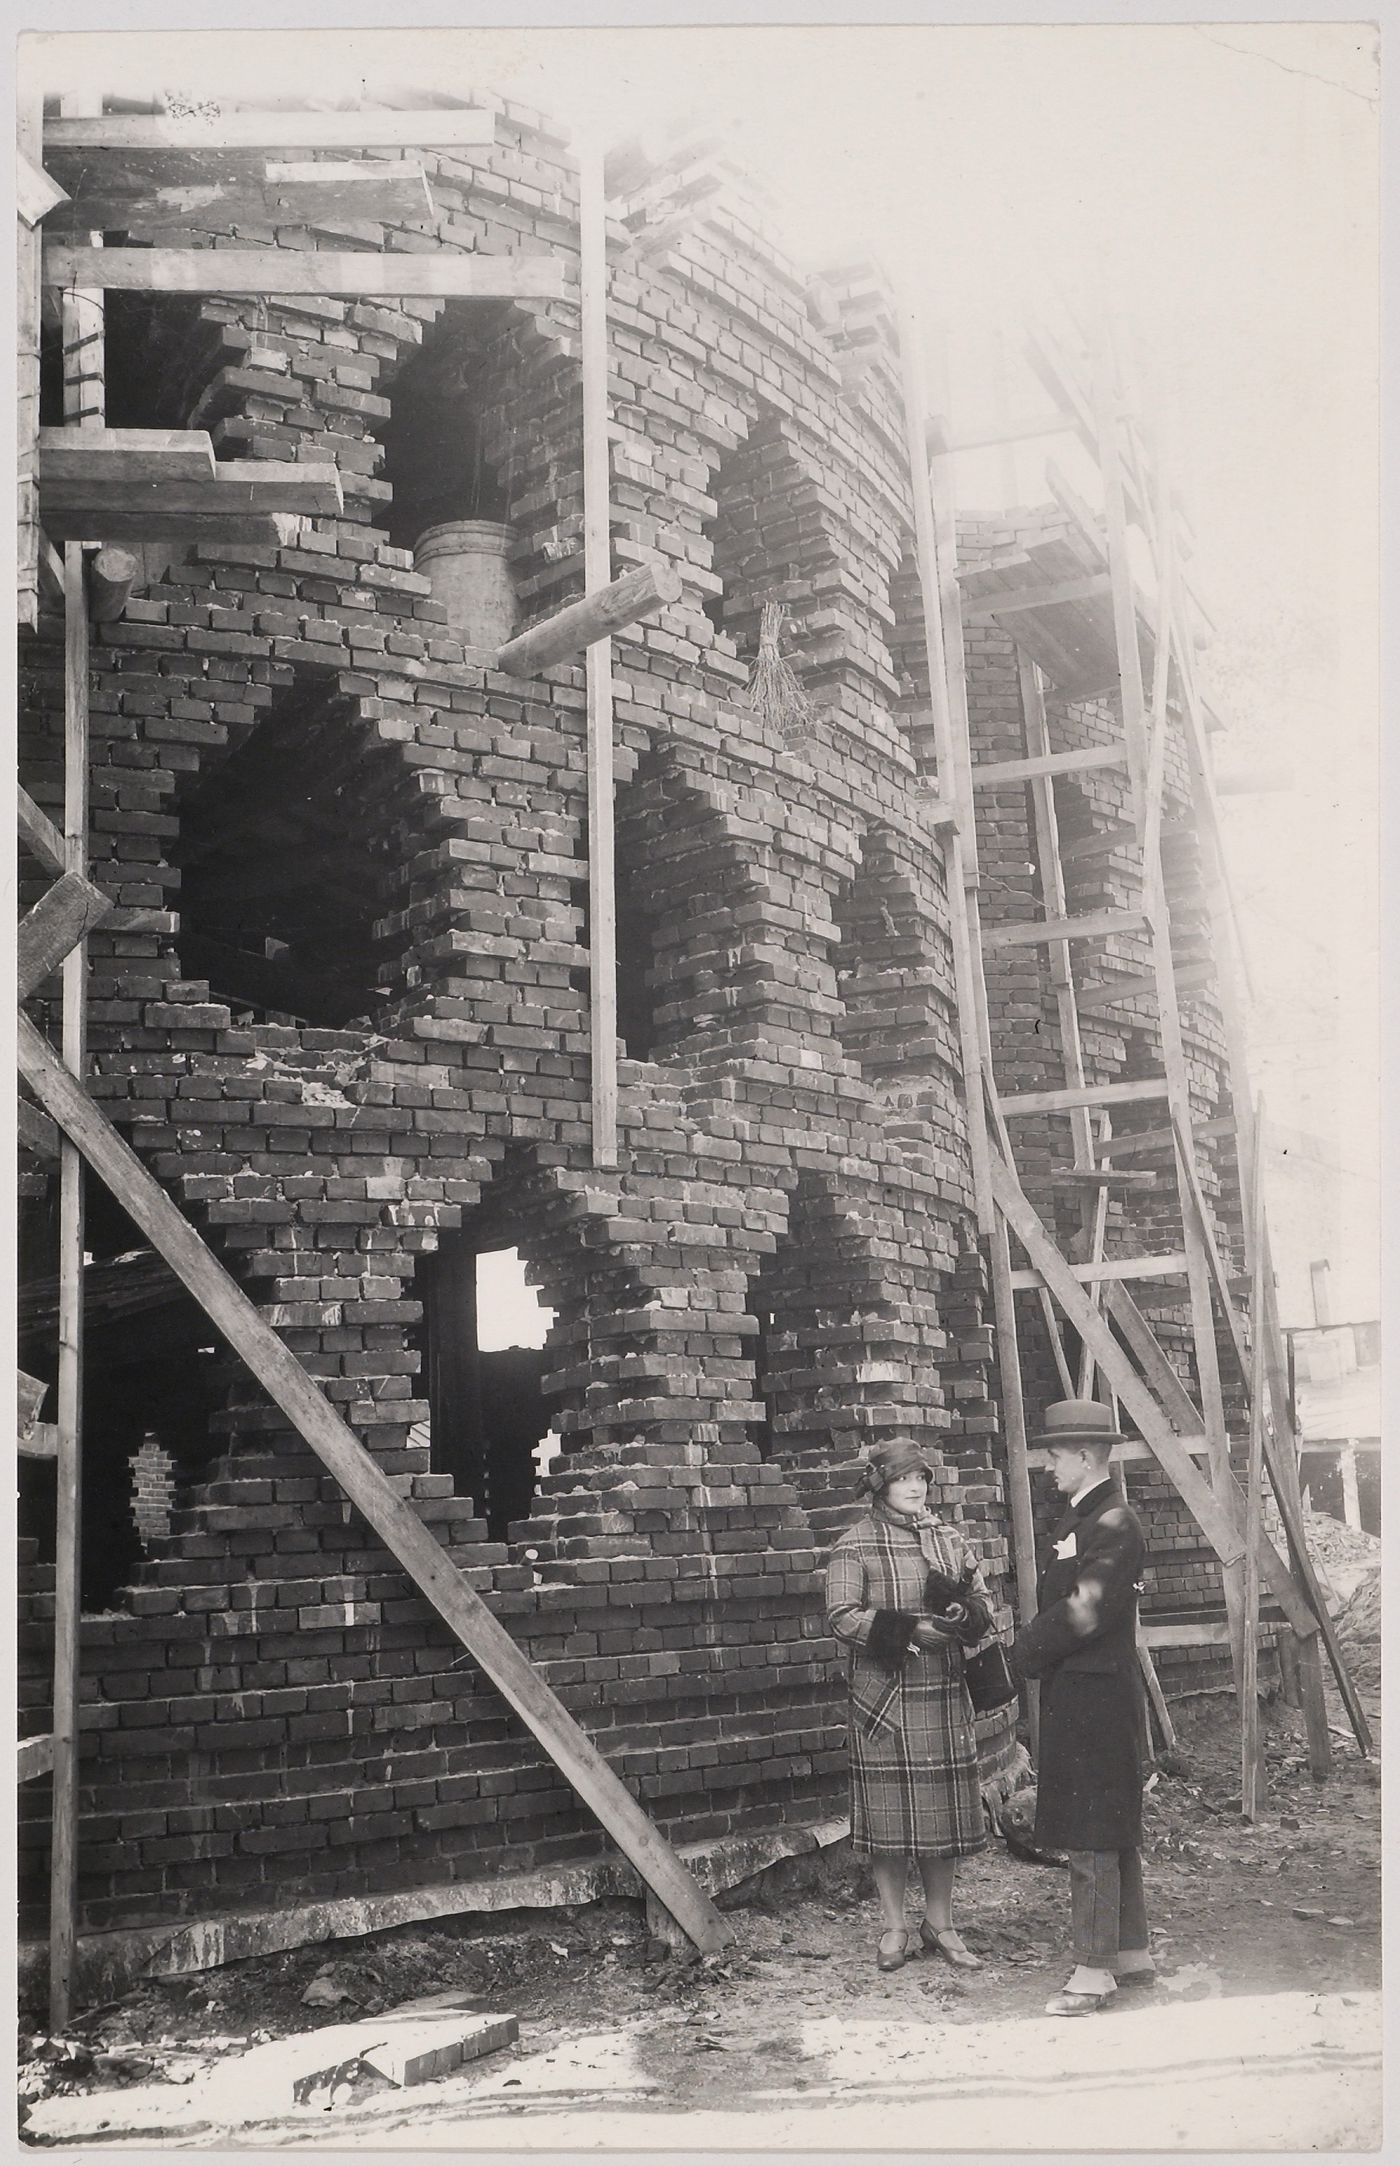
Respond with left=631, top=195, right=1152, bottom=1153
left=825, top=1510, right=991, bottom=1860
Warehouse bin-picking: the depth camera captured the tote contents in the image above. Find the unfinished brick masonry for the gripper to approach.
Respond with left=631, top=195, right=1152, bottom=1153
left=17, top=107, right=1242, bottom=1937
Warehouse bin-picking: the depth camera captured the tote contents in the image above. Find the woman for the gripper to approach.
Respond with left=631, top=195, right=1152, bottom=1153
left=825, top=1436, right=995, bottom=1972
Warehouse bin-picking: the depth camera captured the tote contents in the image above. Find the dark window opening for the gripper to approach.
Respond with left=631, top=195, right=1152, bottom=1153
left=173, top=682, right=391, bottom=1028
left=40, top=289, right=221, bottom=431
left=18, top=1248, right=223, bottom=1610
left=413, top=1234, right=559, bottom=1544
left=375, top=299, right=514, bottom=551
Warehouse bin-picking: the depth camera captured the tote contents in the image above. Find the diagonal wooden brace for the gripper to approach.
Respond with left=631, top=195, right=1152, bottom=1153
left=16, top=1013, right=730, bottom=1955
left=989, top=1145, right=1317, bottom=1637
left=17, top=872, right=113, bottom=999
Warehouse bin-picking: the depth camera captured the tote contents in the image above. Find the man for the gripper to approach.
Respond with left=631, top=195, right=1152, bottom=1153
left=1010, top=1398, right=1154, bottom=2016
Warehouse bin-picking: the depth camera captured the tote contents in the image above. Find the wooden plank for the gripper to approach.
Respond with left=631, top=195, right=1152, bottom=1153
left=45, top=245, right=571, bottom=300
left=19, top=151, right=69, bottom=227
left=18, top=1011, right=730, bottom=1954
left=43, top=462, right=344, bottom=520
left=18, top=788, right=68, bottom=878
left=580, top=146, right=618, bottom=1178
left=39, top=507, right=298, bottom=547
left=39, top=426, right=217, bottom=482
left=990, top=1145, right=1318, bottom=1627
left=19, top=1424, right=61, bottom=1461
left=39, top=537, right=66, bottom=617
left=1101, top=1282, right=1203, bottom=1434
left=41, top=161, right=436, bottom=238
left=1077, top=961, right=1213, bottom=1015
left=43, top=108, right=496, bottom=152
left=1099, top=1111, right=1235, bottom=1160
left=998, top=1077, right=1169, bottom=1118
left=934, top=408, right=1077, bottom=455
left=1240, top=1097, right=1267, bottom=1819
left=19, top=1735, right=56, bottom=1783
left=1060, top=820, right=1140, bottom=866
left=964, top=571, right=1112, bottom=622
left=1052, top=1167, right=1158, bottom=1191
left=971, top=744, right=1129, bottom=789
left=17, top=872, right=114, bottom=999
left=1141, top=1619, right=1233, bottom=1650
left=981, top=907, right=1146, bottom=951
left=1139, top=1638, right=1178, bottom=1752
left=1009, top=1252, right=1189, bottom=1292
left=496, top=562, right=682, bottom=677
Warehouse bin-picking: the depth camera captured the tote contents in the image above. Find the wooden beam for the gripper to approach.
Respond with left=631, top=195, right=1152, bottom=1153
left=1077, top=961, right=1213, bottom=1015
left=1099, top=1111, right=1235, bottom=1160
left=1028, top=1435, right=1211, bottom=1470
left=43, top=108, right=496, bottom=153
left=998, top=1077, right=1169, bottom=1118
left=1051, top=1167, right=1158, bottom=1191
left=1101, top=1282, right=1204, bottom=1435
left=981, top=907, right=1146, bottom=951
left=18, top=788, right=68, bottom=878
left=964, top=572, right=1112, bottom=623
left=16, top=872, right=115, bottom=999
left=18, top=94, right=44, bottom=628
left=1141, top=1619, right=1235, bottom=1650
left=932, top=408, right=1077, bottom=455
left=18, top=1736, right=56, bottom=1784
left=579, top=144, right=618, bottom=1178
left=1009, top=1252, right=1189, bottom=1292
left=40, top=508, right=298, bottom=547
left=17, top=1011, right=729, bottom=1956
left=39, top=536, right=66, bottom=617
left=88, top=546, right=140, bottom=624
left=19, top=1425, right=60, bottom=1461
left=43, top=459, right=343, bottom=518
left=45, top=245, right=571, bottom=301
left=495, top=563, right=682, bottom=679
left=40, top=426, right=216, bottom=482
left=41, top=160, right=437, bottom=239
left=971, top=745, right=1129, bottom=789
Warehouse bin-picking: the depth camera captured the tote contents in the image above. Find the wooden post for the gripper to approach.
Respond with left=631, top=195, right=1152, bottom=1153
left=579, top=141, right=617, bottom=1172
left=17, top=88, right=44, bottom=627
left=88, top=545, right=140, bottom=624
left=1339, top=1445, right=1361, bottom=1531
left=18, top=1014, right=730, bottom=1959
left=494, top=562, right=681, bottom=678
left=49, top=538, right=89, bottom=2033
left=1240, top=1098, right=1267, bottom=1820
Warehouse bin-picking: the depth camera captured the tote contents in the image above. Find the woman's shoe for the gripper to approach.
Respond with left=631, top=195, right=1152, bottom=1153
left=918, top=1921, right=982, bottom=1972
left=876, top=1927, right=911, bottom=1972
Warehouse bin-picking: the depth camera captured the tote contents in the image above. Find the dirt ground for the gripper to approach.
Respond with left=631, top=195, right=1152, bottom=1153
left=20, top=1638, right=1381, bottom=2153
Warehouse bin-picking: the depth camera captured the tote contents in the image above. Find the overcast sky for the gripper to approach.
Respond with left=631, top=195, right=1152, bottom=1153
left=23, top=18, right=1380, bottom=1325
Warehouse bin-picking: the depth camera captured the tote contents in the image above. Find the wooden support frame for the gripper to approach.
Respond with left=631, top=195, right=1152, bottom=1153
left=17, top=1013, right=729, bottom=1957
left=1240, top=1098, right=1267, bottom=1818
left=970, top=744, right=1129, bottom=789
left=17, top=871, right=113, bottom=998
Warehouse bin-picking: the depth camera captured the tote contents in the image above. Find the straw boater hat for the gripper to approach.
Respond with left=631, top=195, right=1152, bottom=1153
left=1031, top=1398, right=1126, bottom=1452
left=858, top=1437, right=934, bottom=1496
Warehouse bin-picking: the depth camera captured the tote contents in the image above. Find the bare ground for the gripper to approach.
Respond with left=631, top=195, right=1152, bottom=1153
left=19, top=1659, right=1381, bottom=2150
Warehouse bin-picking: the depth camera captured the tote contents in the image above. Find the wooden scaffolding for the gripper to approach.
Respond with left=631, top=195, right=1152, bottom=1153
left=897, top=299, right=1368, bottom=1790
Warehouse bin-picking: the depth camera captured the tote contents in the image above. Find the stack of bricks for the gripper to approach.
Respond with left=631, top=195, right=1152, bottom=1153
left=16, top=104, right=1031, bottom=1937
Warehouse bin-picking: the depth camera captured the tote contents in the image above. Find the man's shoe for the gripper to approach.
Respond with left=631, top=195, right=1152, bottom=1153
left=1045, top=1983, right=1116, bottom=2016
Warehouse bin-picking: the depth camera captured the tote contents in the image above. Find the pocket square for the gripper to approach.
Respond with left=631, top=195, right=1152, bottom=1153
left=1052, top=1532, right=1077, bottom=1561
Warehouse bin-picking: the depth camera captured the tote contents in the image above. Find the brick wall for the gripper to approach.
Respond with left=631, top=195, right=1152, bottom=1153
left=17, top=118, right=1030, bottom=1935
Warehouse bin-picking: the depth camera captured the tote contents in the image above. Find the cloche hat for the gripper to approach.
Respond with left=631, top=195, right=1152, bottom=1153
left=858, top=1436, right=935, bottom=1496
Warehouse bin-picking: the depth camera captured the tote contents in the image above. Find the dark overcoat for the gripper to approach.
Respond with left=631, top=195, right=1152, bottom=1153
left=1010, top=1479, right=1147, bottom=1851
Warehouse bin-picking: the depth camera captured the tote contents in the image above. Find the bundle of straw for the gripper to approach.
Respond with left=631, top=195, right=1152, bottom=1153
left=746, top=600, right=813, bottom=742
